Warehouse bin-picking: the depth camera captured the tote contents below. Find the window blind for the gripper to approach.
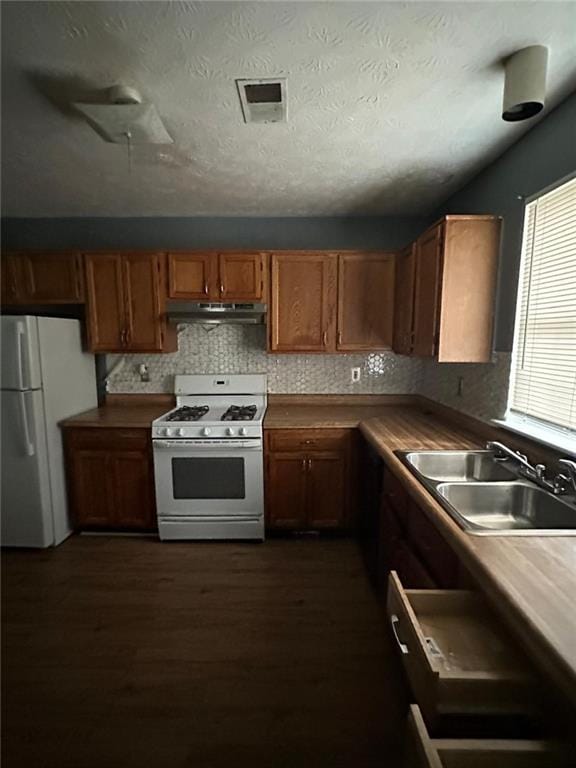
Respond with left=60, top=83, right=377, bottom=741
left=508, top=175, right=576, bottom=439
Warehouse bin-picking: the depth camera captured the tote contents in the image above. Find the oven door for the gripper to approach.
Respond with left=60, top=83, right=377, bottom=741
left=153, top=439, right=263, bottom=520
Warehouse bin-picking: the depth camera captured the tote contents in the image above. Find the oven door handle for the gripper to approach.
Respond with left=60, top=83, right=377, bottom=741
left=153, top=439, right=262, bottom=450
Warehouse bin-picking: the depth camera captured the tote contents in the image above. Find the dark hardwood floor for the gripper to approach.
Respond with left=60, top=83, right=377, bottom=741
left=2, top=536, right=408, bottom=767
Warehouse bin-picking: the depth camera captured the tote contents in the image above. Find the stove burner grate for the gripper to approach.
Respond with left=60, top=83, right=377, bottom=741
left=165, top=405, right=210, bottom=422
left=222, top=405, right=257, bottom=422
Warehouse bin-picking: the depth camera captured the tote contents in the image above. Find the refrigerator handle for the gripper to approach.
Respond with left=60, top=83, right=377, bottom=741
left=19, top=391, right=35, bottom=457
left=15, top=321, right=29, bottom=390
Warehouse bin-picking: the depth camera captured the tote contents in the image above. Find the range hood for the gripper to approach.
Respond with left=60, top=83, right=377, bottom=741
left=166, top=301, right=266, bottom=325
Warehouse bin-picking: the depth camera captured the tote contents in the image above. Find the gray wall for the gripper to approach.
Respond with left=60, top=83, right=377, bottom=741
left=1, top=216, right=423, bottom=252
left=434, top=92, right=576, bottom=351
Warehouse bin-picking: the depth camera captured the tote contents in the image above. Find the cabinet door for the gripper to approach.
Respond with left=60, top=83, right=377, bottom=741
left=218, top=253, right=265, bottom=301
left=337, top=253, right=395, bottom=350
left=123, top=253, right=164, bottom=352
left=167, top=252, right=216, bottom=300
left=84, top=253, right=126, bottom=352
left=306, top=451, right=347, bottom=529
left=111, top=450, right=155, bottom=529
left=1, top=254, right=20, bottom=305
left=412, top=224, right=443, bottom=357
left=393, top=244, right=416, bottom=355
left=18, top=252, right=84, bottom=303
left=68, top=450, right=113, bottom=527
left=270, top=252, right=337, bottom=352
left=266, top=453, right=308, bottom=529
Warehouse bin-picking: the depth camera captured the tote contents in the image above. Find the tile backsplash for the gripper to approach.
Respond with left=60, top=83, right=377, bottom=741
left=106, top=325, right=422, bottom=395
left=418, top=352, right=512, bottom=422
left=105, top=325, right=511, bottom=422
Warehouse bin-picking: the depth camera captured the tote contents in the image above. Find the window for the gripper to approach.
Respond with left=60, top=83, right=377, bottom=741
left=504, top=175, right=576, bottom=452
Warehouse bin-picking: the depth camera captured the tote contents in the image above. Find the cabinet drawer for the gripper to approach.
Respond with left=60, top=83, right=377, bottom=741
left=267, top=429, right=349, bottom=453
left=387, top=572, right=536, bottom=728
left=405, top=704, right=570, bottom=768
left=65, top=427, right=150, bottom=450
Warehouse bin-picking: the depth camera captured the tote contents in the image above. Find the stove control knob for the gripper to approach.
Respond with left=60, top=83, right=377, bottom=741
left=177, top=428, right=185, bottom=437
left=226, top=427, right=235, bottom=436
left=239, top=427, right=248, bottom=436
left=202, top=427, right=212, bottom=436
left=166, top=428, right=174, bottom=437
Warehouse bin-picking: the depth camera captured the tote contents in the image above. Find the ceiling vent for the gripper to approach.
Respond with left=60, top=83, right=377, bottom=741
left=236, top=78, right=287, bottom=124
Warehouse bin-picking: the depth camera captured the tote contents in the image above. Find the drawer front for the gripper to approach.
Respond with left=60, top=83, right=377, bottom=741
left=65, top=427, right=150, bottom=451
left=267, top=429, right=349, bottom=453
left=387, top=572, right=535, bottom=726
left=387, top=571, right=438, bottom=720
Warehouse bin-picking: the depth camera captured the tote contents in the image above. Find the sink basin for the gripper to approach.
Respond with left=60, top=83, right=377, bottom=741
left=400, top=450, right=516, bottom=482
left=437, top=482, right=576, bottom=532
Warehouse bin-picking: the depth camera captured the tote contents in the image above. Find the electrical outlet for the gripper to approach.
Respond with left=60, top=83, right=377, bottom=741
left=351, top=367, right=361, bottom=383
left=138, top=364, right=150, bottom=383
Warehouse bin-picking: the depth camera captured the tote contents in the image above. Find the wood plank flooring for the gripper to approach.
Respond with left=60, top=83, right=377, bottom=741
left=2, top=537, right=408, bottom=768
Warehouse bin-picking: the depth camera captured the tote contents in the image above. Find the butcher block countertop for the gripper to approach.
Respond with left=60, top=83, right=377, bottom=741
left=60, top=396, right=172, bottom=429
left=62, top=395, right=576, bottom=708
left=266, top=397, right=576, bottom=710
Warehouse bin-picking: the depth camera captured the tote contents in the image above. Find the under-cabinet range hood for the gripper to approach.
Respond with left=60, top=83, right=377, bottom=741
left=166, top=301, right=266, bottom=325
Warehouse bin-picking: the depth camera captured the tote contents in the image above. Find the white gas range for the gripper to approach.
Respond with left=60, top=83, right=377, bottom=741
left=152, top=374, right=266, bottom=541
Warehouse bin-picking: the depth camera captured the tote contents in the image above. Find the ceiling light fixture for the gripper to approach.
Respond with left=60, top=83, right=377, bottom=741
left=502, top=45, right=548, bottom=122
left=74, top=85, right=173, bottom=143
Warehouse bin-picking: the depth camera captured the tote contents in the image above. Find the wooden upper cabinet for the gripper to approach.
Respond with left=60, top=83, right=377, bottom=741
left=393, top=244, right=416, bottom=355
left=337, top=252, right=395, bottom=351
left=1, top=254, right=18, bottom=305
left=1, top=251, right=84, bottom=305
left=168, top=252, right=215, bottom=300
left=123, top=253, right=164, bottom=351
left=19, top=252, right=84, bottom=303
left=167, top=251, right=266, bottom=301
left=269, top=252, right=337, bottom=352
left=438, top=216, right=501, bottom=363
left=85, top=253, right=126, bottom=352
left=407, top=216, right=501, bottom=362
left=412, top=223, right=443, bottom=357
left=218, top=252, right=265, bottom=301
left=85, top=252, right=175, bottom=354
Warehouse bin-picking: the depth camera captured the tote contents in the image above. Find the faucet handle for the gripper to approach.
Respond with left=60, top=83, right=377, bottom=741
left=558, top=459, right=576, bottom=492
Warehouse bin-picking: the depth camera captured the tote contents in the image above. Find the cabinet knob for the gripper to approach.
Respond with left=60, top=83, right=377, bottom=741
left=322, top=331, right=327, bottom=346
left=204, top=283, right=209, bottom=295
left=220, top=284, right=224, bottom=294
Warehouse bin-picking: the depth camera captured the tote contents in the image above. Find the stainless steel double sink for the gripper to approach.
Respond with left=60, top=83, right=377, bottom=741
left=395, top=450, right=576, bottom=535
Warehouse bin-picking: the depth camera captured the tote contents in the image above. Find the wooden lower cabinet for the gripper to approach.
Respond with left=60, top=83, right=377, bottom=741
left=64, top=427, right=156, bottom=530
left=379, top=467, right=460, bottom=589
left=265, top=429, right=351, bottom=530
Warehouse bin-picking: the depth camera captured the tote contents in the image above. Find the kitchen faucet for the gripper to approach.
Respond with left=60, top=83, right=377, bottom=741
left=486, top=441, right=574, bottom=496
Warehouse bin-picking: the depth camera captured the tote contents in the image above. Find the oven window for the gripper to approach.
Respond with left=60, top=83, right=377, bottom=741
left=171, top=458, right=245, bottom=499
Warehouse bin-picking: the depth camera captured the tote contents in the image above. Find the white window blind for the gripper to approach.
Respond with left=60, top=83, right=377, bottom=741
left=508, top=175, right=576, bottom=443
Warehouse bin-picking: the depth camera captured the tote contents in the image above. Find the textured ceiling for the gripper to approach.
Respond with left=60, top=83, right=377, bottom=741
left=2, top=1, right=576, bottom=217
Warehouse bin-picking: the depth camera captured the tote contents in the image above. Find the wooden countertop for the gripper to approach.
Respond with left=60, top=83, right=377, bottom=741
left=60, top=404, right=168, bottom=429
left=62, top=397, right=576, bottom=708
left=267, top=400, right=576, bottom=709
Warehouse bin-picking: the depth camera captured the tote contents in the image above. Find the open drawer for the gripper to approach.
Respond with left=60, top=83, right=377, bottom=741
left=404, top=704, right=570, bottom=768
left=387, top=571, right=536, bottom=727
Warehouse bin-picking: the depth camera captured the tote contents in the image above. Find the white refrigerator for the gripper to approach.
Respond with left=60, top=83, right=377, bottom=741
left=1, top=316, right=97, bottom=547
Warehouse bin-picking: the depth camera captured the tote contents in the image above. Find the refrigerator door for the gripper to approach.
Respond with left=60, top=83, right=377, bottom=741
left=37, top=318, right=97, bottom=545
left=1, top=388, right=53, bottom=547
left=1, top=315, right=42, bottom=390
